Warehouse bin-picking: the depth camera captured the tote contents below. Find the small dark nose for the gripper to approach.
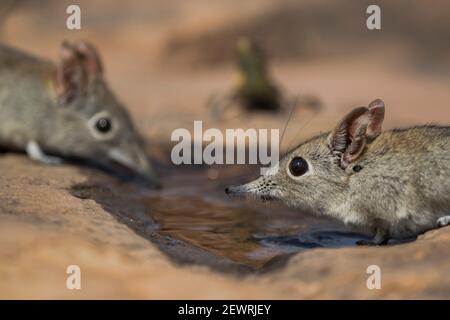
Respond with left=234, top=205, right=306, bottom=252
left=225, top=185, right=242, bottom=195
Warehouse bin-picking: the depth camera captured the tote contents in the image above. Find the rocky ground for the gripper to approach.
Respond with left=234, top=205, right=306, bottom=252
left=1, top=0, right=450, bottom=299
left=1, top=154, right=450, bottom=299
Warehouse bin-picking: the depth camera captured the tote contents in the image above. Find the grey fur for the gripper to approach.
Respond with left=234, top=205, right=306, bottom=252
left=227, top=99, right=450, bottom=244
left=0, top=42, right=159, bottom=187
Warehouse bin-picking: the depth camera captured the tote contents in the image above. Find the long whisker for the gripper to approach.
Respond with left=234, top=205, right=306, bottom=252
left=280, top=96, right=299, bottom=151
left=286, top=112, right=319, bottom=151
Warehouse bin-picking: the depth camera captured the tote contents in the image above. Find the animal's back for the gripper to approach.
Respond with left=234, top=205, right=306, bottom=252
left=353, top=125, right=450, bottom=237
left=370, top=125, right=450, bottom=183
left=0, top=44, right=55, bottom=150
left=391, top=125, right=450, bottom=203
left=0, top=44, right=53, bottom=78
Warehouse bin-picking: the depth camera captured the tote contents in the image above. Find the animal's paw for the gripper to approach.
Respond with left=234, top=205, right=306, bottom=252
left=39, top=155, right=63, bottom=165
left=437, top=216, right=450, bottom=227
left=26, top=141, right=63, bottom=165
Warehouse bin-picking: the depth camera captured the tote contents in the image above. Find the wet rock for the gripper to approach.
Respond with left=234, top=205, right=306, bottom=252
left=1, top=154, right=450, bottom=299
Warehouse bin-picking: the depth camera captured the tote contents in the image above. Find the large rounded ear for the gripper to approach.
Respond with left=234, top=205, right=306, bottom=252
left=54, top=41, right=87, bottom=104
left=366, top=98, right=385, bottom=140
left=53, top=41, right=103, bottom=104
left=73, top=41, right=103, bottom=76
left=327, top=99, right=385, bottom=169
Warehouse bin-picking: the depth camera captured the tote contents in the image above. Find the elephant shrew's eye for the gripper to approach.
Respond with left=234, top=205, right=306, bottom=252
left=95, top=117, right=112, bottom=133
left=289, top=157, right=309, bottom=177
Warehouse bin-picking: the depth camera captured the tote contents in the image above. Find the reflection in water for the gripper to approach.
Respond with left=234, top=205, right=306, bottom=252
left=141, top=166, right=368, bottom=269
left=72, top=165, right=368, bottom=271
left=258, top=231, right=370, bottom=251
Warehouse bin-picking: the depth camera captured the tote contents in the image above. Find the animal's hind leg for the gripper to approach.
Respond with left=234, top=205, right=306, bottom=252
left=26, top=140, right=63, bottom=165
left=437, top=216, right=450, bottom=227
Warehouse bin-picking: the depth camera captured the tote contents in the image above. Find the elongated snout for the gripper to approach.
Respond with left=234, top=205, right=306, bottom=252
left=108, top=143, right=161, bottom=188
left=225, top=181, right=255, bottom=195
left=225, top=185, right=246, bottom=194
left=225, top=176, right=278, bottom=201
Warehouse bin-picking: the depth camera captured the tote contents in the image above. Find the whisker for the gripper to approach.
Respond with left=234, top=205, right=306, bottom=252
left=286, top=112, right=319, bottom=151
left=280, top=96, right=298, bottom=151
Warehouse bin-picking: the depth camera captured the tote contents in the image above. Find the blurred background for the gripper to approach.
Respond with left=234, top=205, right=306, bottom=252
left=2, top=0, right=450, bottom=299
left=2, top=0, right=450, bottom=155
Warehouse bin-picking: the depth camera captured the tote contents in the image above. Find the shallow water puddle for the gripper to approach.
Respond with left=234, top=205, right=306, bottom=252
left=134, top=167, right=369, bottom=271
left=143, top=194, right=368, bottom=269
left=72, top=166, right=368, bottom=272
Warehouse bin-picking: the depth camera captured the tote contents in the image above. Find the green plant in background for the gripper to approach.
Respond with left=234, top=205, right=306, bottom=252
left=209, top=37, right=321, bottom=119
left=234, top=37, right=281, bottom=112
left=209, top=37, right=281, bottom=118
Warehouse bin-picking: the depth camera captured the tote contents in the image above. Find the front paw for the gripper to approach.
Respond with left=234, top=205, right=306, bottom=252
left=437, top=216, right=450, bottom=227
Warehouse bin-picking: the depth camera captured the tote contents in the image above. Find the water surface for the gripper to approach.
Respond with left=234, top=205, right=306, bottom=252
left=72, top=165, right=368, bottom=272
left=135, top=166, right=368, bottom=270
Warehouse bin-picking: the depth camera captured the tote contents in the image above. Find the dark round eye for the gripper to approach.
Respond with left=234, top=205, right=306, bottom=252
left=353, top=165, right=363, bottom=173
left=289, top=157, right=309, bottom=177
left=95, top=117, right=112, bottom=133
